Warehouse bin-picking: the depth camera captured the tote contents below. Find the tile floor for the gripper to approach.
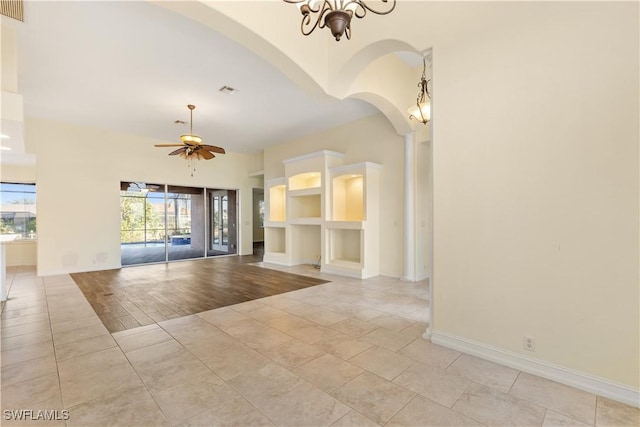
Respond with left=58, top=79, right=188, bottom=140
left=1, top=265, right=639, bottom=426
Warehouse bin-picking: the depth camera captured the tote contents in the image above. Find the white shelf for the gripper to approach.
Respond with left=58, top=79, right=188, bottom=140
left=325, top=221, right=364, bottom=230
left=265, top=227, right=286, bottom=254
left=288, top=172, right=321, bottom=191
left=289, top=217, right=323, bottom=225
left=289, top=187, right=321, bottom=197
left=263, top=151, right=380, bottom=278
left=264, top=221, right=286, bottom=228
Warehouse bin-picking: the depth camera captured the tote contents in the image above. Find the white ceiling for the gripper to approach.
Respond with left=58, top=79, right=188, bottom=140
left=7, top=1, right=380, bottom=154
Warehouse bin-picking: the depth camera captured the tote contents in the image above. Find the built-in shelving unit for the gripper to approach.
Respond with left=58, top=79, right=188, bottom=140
left=263, top=151, right=380, bottom=279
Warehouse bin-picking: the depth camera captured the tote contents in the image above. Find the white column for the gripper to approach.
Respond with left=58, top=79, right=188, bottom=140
left=403, top=132, right=417, bottom=281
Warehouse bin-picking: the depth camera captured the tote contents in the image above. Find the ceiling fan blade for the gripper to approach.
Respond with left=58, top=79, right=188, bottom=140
left=155, top=144, right=185, bottom=147
left=199, top=150, right=215, bottom=160
left=169, top=147, right=186, bottom=156
left=200, top=145, right=225, bottom=154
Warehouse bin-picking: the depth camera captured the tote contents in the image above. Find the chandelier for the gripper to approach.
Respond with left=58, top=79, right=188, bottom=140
left=284, top=0, right=396, bottom=41
left=408, top=58, right=431, bottom=124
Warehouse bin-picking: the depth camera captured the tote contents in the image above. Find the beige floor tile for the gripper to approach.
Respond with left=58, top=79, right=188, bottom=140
left=244, top=305, right=289, bottom=322
left=387, top=394, right=482, bottom=426
left=253, top=381, right=351, bottom=426
left=331, top=410, right=381, bottom=426
left=48, top=306, right=97, bottom=324
left=49, top=315, right=103, bottom=334
left=158, top=314, right=210, bottom=332
left=166, top=322, right=227, bottom=346
left=59, top=361, right=142, bottom=408
left=1, top=373, right=61, bottom=409
left=1, top=321, right=51, bottom=338
left=124, top=339, right=185, bottom=368
left=181, top=330, right=241, bottom=360
left=332, top=318, right=380, bottom=337
left=1, top=340, right=55, bottom=367
left=446, top=354, right=519, bottom=394
left=398, top=337, right=461, bottom=369
left=295, top=307, right=349, bottom=326
left=453, top=382, right=546, bottom=426
left=202, top=343, right=271, bottom=381
left=596, top=396, right=640, bottom=427
left=368, top=314, right=416, bottom=332
left=1, top=329, right=52, bottom=351
left=225, top=319, right=294, bottom=351
left=113, top=327, right=172, bottom=352
left=55, top=334, right=117, bottom=361
left=360, top=327, right=416, bottom=352
left=401, top=322, right=429, bottom=339
left=151, top=372, right=238, bottom=424
left=0, top=355, right=57, bottom=387
left=543, top=410, right=591, bottom=426
left=260, top=339, right=324, bottom=369
left=293, top=353, right=363, bottom=393
left=228, top=363, right=306, bottom=405
left=288, top=323, right=341, bottom=345
left=134, top=350, right=211, bottom=392
left=334, top=306, right=385, bottom=322
left=197, top=308, right=250, bottom=330
left=259, top=295, right=306, bottom=311
left=110, top=323, right=160, bottom=338
left=315, top=332, right=374, bottom=360
left=58, top=347, right=128, bottom=378
left=181, top=394, right=275, bottom=427
left=66, top=385, right=168, bottom=427
left=333, top=372, right=415, bottom=425
left=52, top=323, right=109, bottom=346
left=349, top=346, right=414, bottom=381
left=510, top=373, right=597, bottom=425
left=0, top=313, right=50, bottom=328
left=1, top=306, right=48, bottom=319
left=231, top=300, right=269, bottom=313
left=264, top=314, right=317, bottom=333
left=393, top=361, right=471, bottom=408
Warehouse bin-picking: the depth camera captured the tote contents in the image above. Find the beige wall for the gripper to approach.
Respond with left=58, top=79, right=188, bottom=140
left=264, top=114, right=405, bottom=277
left=432, top=2, right=639, bottom=387
left=28, top=117, right=257, bottom=275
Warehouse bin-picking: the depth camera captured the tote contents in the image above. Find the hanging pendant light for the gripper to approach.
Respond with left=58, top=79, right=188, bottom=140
left=283, top=0, right=396, bottom=41
left=408, top=58, right=431, bottom=124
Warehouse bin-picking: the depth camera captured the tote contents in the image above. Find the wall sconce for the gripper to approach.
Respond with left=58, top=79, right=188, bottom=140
left=408, top=58, right=431, bottom=124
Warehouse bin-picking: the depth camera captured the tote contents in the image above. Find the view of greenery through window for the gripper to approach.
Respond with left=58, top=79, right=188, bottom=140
left=120, top=186, right=192, bottom=245
left=0, top=182, right=37, bottom=240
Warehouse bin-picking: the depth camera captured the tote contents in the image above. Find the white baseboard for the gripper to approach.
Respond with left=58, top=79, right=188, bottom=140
left=431, top=331, right=640, bottom=408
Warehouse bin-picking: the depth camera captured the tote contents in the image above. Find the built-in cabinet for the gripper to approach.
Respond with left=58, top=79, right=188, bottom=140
left=263, top=150, right=380, bottom=279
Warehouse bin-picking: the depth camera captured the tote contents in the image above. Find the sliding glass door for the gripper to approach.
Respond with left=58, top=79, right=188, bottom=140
left=120, top=182, right=238, bottom=266
left=120, top=182, right=166, bottom=265
left=167, top=186, right=205, bottom=261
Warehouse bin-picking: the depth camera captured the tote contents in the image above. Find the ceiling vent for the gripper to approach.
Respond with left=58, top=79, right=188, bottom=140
left=1, top=0, right=24, bottom=22
left=219, top=86, right=238, bottom=95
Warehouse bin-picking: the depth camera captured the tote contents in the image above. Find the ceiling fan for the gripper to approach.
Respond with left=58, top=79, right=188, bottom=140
left=154, top=104, right=225, bottom=160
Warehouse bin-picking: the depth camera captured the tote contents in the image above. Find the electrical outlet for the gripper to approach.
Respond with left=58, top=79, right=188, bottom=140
left=524, top=336, right=536, bottom=352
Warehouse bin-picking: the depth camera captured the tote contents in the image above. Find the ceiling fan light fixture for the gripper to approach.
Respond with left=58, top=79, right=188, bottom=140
left=180, top=134, right=203, bottom=144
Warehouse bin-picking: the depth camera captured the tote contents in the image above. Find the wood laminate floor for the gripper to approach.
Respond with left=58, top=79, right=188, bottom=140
left=71, top=254, right=329, bottom=333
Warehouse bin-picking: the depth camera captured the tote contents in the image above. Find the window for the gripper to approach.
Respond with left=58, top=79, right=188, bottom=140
left=0, top=182, right=37, bottom=240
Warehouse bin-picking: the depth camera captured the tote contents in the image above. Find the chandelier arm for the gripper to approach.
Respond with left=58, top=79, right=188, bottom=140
left=301, top=12, right=323, bottom=35
left=345, top=0, right=396, bottom=18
